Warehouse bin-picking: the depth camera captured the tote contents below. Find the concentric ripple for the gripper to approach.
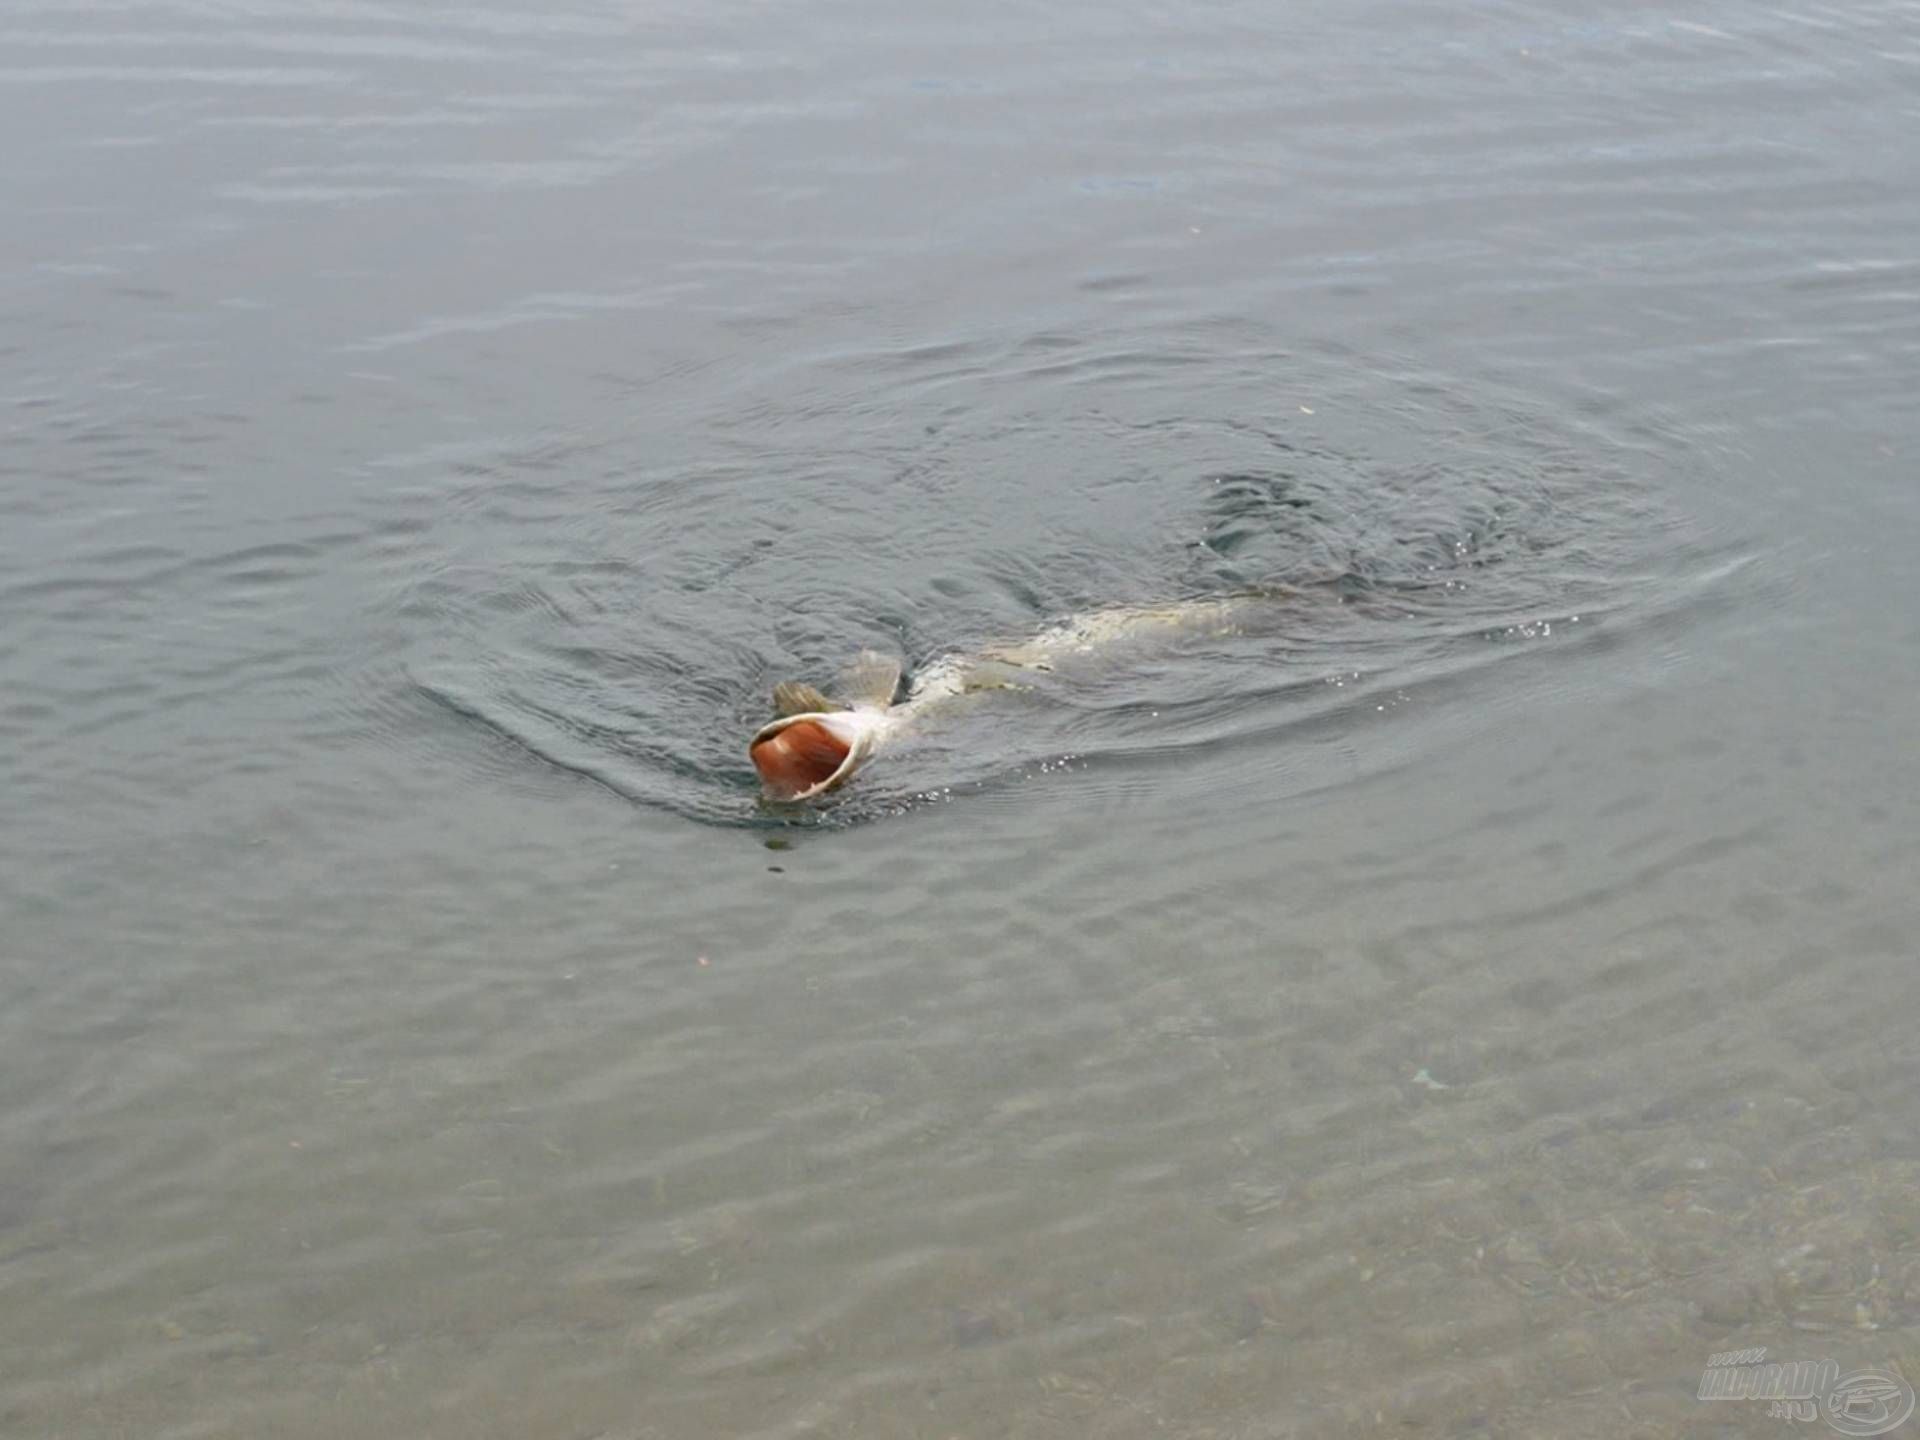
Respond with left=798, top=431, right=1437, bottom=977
left=357, top=329, right=1733, bottom=827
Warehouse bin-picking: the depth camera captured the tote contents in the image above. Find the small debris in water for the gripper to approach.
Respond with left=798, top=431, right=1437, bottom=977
left=949, top=1307, right=1003, bottom=1347
left=768, top=865, right=785, bottom=873
left=764, top=837, right=793, bottom=851
left=1411, top=1067, right=1450, bottom=1091
left=696, top=955, right=709, bottom=967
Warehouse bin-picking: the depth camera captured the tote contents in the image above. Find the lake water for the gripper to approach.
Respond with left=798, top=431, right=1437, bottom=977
left=4, top=2, right=1918, bottom=1436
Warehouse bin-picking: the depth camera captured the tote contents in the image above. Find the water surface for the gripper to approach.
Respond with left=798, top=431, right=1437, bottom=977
left=3, top=2, right=1918, bottom=1436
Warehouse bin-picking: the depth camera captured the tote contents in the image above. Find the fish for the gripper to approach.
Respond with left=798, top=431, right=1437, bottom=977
left=748, top=594, right=1273, bottom=800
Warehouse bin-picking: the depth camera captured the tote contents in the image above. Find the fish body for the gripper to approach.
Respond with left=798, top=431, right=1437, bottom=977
left=749, top=595, right=1272, bottom=801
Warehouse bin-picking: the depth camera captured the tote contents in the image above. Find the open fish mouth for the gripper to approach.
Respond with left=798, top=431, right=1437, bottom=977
left=748, top=708, right=885, bottom=801
left=748, top=651, right=905, bottom=801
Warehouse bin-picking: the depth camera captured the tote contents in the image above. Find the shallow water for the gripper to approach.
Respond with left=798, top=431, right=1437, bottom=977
left=3, top=1, right=1919, bottom=1436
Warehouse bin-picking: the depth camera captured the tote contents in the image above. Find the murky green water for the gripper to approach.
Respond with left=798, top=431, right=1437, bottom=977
left=3, top=2, right=1918, bottom=1436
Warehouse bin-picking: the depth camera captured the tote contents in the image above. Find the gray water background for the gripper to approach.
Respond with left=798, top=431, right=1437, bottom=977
left=3, top=1, right=1918, bottom=1435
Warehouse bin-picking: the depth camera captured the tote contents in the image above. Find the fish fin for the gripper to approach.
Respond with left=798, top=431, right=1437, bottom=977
left=836, top=650, right=902, bottom=708
left=772, top=681, right=840, bottom=717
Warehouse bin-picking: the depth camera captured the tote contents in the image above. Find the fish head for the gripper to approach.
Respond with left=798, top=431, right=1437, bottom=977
left=749, top=707, right=887, bottom=801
